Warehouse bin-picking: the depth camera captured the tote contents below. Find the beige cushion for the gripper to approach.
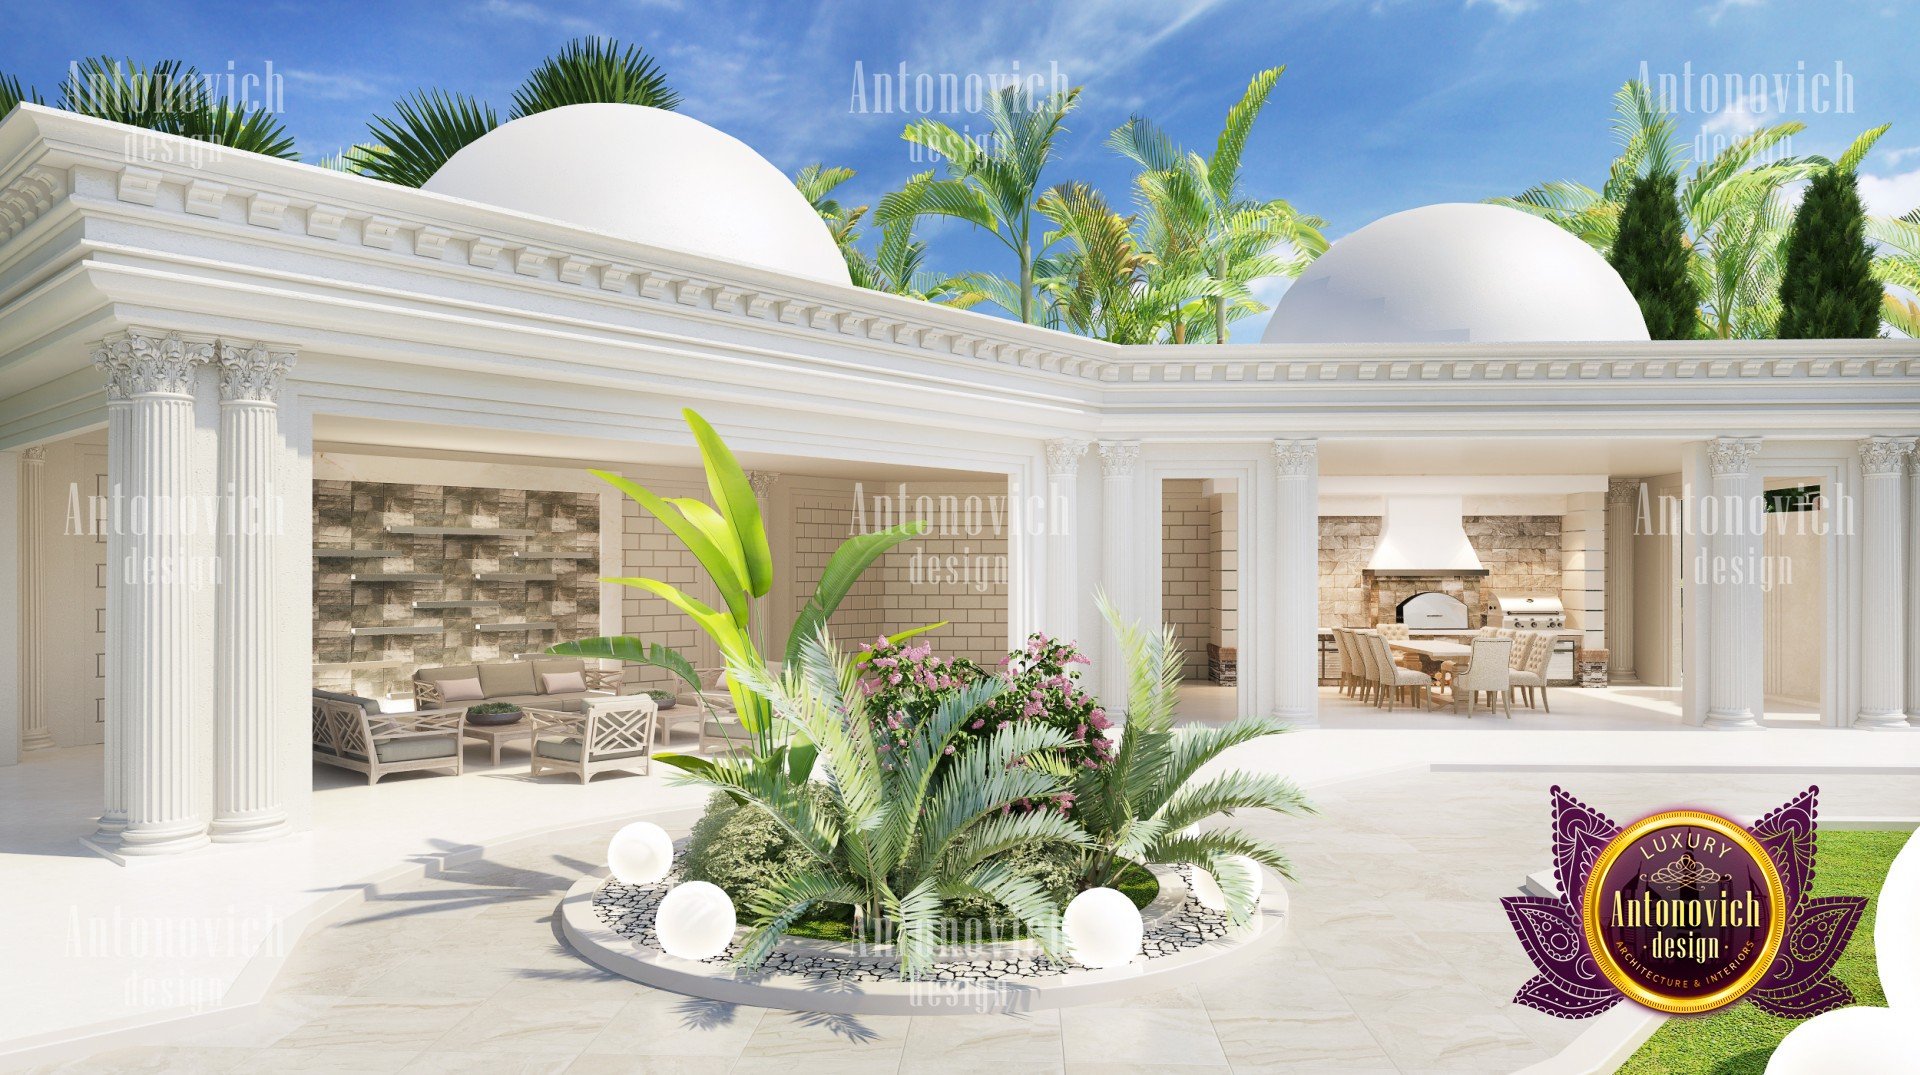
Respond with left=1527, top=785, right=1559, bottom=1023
left=531, top=657, right=585, bottom=681
left=437, top=677, right=484, bottom=701
left=540, top=670, right=587, bottom=694
left=415, top=664, right=479, bottom=686
left=373, top=737, right=459, bottom=763
left=478, top=662, right=538, bottom=698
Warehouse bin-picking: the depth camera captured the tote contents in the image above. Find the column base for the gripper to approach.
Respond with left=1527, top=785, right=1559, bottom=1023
left=92, top=811, right=127, bottom=839
left=20, top=731, right=55, bottom=752
left=1703, top=709, right=1763, bottom=730
left=1273, top=706, right=1319, bottom=729
left=116, top=822, right=211, bottom=857
left=210, top=811, right=292, bottom=842
left=1853, top=711, right=1916, bottom=730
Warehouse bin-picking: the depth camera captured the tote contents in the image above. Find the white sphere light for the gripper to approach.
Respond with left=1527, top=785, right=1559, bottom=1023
left=1875, top=826, right=1920, bottom=1009
left=606, top=821, right=675, bottom=886
left=1191, top=857, right=1265, bottom=913
left=654, top=881, right=736, bottom=961
left=1064, top=887, right=1143, bottom=968
left=1765, top=1007, right=1920, bottom=1074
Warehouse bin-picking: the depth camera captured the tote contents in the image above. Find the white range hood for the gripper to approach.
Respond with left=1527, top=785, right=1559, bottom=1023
left=1365, top=495, right=1488, bottom=575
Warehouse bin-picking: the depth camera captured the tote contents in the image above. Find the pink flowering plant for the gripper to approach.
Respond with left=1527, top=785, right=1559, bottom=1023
left=859, top=632, right=1112, bottom=816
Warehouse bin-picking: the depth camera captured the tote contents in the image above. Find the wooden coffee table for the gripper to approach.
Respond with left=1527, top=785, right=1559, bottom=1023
left=464, top=719, right=536, bottom=766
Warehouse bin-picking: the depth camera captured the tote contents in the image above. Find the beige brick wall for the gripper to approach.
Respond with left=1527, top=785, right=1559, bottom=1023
left=861, top=482, right=1010, bottom=668
left=1209, top=490, right=1239, bottom=652
left=1318, top=515, right=1564, bottom=627
left=1162, top=480, right=1212, bottom=680
left=617, top=480, right=719, bottom=692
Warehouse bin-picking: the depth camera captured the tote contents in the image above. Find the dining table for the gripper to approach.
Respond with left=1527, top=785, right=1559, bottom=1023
left=1388, top=638, right=1474, bottom=700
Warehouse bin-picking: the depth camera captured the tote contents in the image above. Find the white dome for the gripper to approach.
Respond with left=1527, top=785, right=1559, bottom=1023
left=1262, top=203, right=1648, bottom=344
left=423, top=104, right=851, bottom=286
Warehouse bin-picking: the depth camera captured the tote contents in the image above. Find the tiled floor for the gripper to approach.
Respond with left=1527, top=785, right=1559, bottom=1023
left=31, top=769, right=1916, bottom=1073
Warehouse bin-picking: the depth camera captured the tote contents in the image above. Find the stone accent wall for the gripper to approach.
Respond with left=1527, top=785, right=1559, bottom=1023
left=1319, top=515, right=1563, bottom=627
left=313, top=480, right=599, bottom=699
left=1162, top=481, right=1212, bottom=680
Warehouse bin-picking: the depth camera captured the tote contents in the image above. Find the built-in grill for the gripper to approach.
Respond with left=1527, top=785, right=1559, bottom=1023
left=1397, top=590, right=1469, bottom=629
left=1487, top=594, right=1566, bottom=630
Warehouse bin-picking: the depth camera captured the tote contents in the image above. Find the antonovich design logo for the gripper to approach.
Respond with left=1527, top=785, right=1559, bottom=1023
left=1504, top=786, right=1865, bottom=1018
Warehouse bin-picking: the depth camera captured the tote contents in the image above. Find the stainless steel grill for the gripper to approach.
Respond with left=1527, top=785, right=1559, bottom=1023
left=1487, top=594, right=1566, bottom=629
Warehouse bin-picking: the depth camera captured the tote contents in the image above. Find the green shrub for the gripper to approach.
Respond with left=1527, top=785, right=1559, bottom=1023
left=678, top=791, right=816, bottom=904
left=945, top=841, right=1084, bottom=928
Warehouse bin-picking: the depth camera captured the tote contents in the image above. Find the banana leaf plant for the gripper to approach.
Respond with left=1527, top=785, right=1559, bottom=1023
left=549, top=408, right=937, bottom=780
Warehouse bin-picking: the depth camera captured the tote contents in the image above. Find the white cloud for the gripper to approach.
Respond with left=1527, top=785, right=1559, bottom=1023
left=1882, top=145, right=1920, bottom=167
left=474, top=0, right=606, bottom=35
left=1701, top=92, right=1773, bottom=137
left=1703, top=0, right=1763, bottom=25
left=1861, top=167, right=1920, bottom=219
left=1465, top=0, right=1540, bottom=15
left=284, top=70, right=384, bottom=103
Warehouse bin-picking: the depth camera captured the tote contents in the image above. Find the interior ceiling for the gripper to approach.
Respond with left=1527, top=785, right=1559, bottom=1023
left=312, top=415, right=994, bottom=482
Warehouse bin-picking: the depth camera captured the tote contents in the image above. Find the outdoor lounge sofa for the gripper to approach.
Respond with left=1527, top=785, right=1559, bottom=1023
left=411, top=658, right=624, bottom=710
left=311, top=690, right=468, bottom=784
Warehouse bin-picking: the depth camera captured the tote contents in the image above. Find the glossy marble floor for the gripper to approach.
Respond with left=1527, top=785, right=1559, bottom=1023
left=27, top=769, right=1917, bottom=1074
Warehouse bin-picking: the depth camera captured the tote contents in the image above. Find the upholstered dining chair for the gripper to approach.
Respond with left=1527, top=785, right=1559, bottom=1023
left=1351, top=629, right=1380, bottom=705
left=1509, top=634, right=1553, bottom=711
left=525, top=694, right=659, bottom=782
left=1374, top=622, right=1411, bottom=641
left=1334, top=629, right=1363, bottom=698
left=1449, top=637, right=1514, bottom=718
left=1366, top=631, right=1432, bottom=711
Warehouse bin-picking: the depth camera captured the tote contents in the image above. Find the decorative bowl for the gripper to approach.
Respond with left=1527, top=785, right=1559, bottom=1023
left=466, top=703, right=524, bottom=726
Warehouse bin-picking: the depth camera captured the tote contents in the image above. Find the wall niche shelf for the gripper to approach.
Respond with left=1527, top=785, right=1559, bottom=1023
left=385, top=525, right=536, bottom=538
left=314, top=548, right=404, bottom=560
left=312, top=658, right=412, bottom=672
left=476, top=622, right=558, bottom=633
left=412, top=600, right=501, bottom=610
left=511, top=551, right=599, bottom=560
left=475, top=572, right=557, bottom=583
left=350, top=572, right=440, bottom=584
left=348, top=625, right=446, bottom=637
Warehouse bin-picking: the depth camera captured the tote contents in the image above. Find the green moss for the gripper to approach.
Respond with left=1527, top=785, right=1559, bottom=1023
left=782, top=862, right=1161, bottom=944
left=1616, top=828, right=1911, bottom=1075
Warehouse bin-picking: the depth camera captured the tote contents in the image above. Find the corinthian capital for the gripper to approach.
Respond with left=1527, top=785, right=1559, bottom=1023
left=1098, top=441, right=1139, bottom=479
left=746, top=471, right=780, bottom=498
left=1045, top=439, right=1089, bottom=478
left=1706, top=437, right=1761, bottom=478
left=1272, top=438, right=1318, bottom=477
left=217, top=340, right=298, bottom=403
left=91, top=329, right=214, bottom=398
left=1607, top=477, right=1640, bottom=505
left=1858, top=437, right=1915, bottom=476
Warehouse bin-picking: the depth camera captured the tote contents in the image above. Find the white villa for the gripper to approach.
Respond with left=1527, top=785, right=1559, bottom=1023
left=2, top=99, right=1919, bottom=867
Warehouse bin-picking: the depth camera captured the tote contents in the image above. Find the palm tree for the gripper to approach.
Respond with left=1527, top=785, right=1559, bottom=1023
left=877, top=85, right=1081, bottom=325
left=1109, top=67, right=1327, bottom=343
left=1494, top=80, right=1886, bottom=338
left=1072, top=596, right=1311, bottom=924
left=1024, top=182, right=1174, bottom=343
left=352, top=37, right=677, bottom=186
left=2, top=57, right=295, bottom=158
left=1871, top=209, right=1920, bottom=337
left=695, top=633, right=1087, bottom=975
left=793, top=163, right=871, bottom=282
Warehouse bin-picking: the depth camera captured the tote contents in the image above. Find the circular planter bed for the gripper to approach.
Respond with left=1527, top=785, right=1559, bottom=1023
left=557, top=861, right=1289, bottom=1015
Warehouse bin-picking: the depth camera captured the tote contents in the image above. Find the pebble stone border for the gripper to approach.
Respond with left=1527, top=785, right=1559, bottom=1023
left=559, top=862, right=1290, bottom=1014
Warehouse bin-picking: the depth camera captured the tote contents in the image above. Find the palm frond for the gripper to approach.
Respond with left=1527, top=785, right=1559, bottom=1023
left=359, top=88, right=499, bottom=187
left=512, top=37, right=679, bottom=116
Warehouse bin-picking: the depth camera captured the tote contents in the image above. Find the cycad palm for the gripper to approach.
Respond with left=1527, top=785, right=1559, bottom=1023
left=1494, top=80, right=1886, bottom=338
left=2, top=57, right=295, bottom=158
left=1110, top=67, right=1327, bottom=343
left=352, top=37, right=677, bottom=186
left=1074, top=596, right=1312, bottom=924
left=691, top=633, right=1089, bottom=976
left=877, top=85, right=1081, bottom=324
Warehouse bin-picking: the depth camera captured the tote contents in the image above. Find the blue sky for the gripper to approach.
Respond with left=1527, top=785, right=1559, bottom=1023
left=7, top=0, right=1918, bottom=336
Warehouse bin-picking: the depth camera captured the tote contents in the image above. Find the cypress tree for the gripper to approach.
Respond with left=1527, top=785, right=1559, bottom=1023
left=1609, top=172, right=1700, bottom=339
left=1778, top=167, right=1883, bottom=339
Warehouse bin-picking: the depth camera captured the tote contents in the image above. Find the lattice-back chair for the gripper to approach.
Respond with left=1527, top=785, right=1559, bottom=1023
left=311, top=690, right=466, bottom=784
left=665, top=667, right=750, bottom=754
left=526, top=694, right=660, bottom=782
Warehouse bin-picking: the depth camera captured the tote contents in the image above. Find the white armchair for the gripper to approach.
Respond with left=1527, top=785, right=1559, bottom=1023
left=525, top=695, right=659, bottom=783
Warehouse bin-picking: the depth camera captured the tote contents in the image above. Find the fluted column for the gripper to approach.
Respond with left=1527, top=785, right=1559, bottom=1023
left=1856, top=437, right=1913, bottom=730
left=1704, top=438, right=1763, bottom=730
left=91, top=363, right=133, bottom=838
left=1098, top=441, right=1140, bottom=709
left=1044, top=440, right=1088, bottom=644
left=18, top=448, right=53, bottom=752
left=100, top=331, right=213, bottom=854
left=746, top=471, right=779, bottom=659
left=1272, top=440, right=1319, bottom=727
left=1909, top=449, right=1920, bottom=726
left=1605, top=478, right=1639, bottom=682
left=211, top=342, right=297, bottom=840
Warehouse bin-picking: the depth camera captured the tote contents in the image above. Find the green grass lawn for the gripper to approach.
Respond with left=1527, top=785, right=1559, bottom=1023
left=1616, top=828, right=1912, bottom=1075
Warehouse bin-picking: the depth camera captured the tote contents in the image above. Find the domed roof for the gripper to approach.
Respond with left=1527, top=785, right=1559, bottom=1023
left=1261, top=203, right=1649, bottom=344
left=423, top=104, right=851, bottom=286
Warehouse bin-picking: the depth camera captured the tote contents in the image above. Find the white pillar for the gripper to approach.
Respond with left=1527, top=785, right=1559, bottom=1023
left=746, top=471, right=779, bottom=660
left=1605, top=478, right=1639, bottom=681
left=1856, top=437, right=1913, bottom=730
left=1703, top=437, right=1763, bottom=730
left=1098, top=441, right=1140, bottom=708
left=93, top=376, right=132, bottom=836
left=1271, top=440, right=1319, bottom=727
left=1044, top=439, right=1088, bottom=644
left=95, top=330, right=213, bottom=855
left=18, top=448, right=53, bottom=752
left=210, top=342, right=297, bottom=840
left=1909, top=449, right=1920, bottom=726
